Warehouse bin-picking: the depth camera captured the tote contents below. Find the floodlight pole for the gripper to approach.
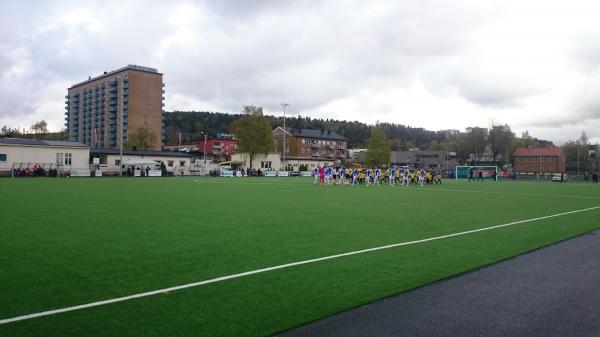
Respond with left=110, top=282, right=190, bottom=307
left=577, top=145, right=580, bottom=176
left=202, top=132, right=207, bottom=164
left=281, top=103, right=288, bottom=171
left=119, top=76, right=124, bottom=176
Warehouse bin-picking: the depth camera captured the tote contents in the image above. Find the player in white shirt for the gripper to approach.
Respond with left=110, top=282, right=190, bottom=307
left=313, top=167, right=319, bottom=185
left=338, top=167, right=345, bottom=185
left=419, top=168, right=425, bottom=186
left=374, top=167, right=381, bottom=186
left=403, top=168, right=409, bottom=186
left=327, top=166, right=334, bottom=185
left=389, top=167, right=395, bottom=186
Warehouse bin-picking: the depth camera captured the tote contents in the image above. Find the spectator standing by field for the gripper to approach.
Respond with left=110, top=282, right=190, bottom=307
left=319, top=166, right=325, bottom=186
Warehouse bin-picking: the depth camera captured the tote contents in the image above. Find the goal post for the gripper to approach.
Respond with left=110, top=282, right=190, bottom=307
left=455, top=165, right=498, bottom=180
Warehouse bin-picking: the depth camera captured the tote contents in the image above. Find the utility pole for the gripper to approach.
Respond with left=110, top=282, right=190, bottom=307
left=281, top=103, right=288, bottom=171
left=119, top=76, right=124, bottom=176
left=577, top=144, right=580, bottom=176
left=202, top=132, right=207, bottom=164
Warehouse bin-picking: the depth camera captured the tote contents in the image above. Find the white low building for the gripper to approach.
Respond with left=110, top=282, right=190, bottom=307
left=93, top=148, right=193, bottom=175
left=231, top=153, right=282, bottom=170
left=231, top=152, right=335, bottom=171
left=0, top=138, right=90, bottom=176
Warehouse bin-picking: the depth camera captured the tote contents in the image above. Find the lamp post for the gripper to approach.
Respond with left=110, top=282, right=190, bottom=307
left=201, top=132, right=207, bottom=164
left=281, top=103, right=288, bottom=171
left=577, top=143, right=581, bottom=177
left=118, top=76, right=124, bottom=176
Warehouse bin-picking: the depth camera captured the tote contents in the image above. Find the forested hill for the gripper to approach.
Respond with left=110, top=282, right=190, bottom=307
left=163, top=110, right=446, bottom=149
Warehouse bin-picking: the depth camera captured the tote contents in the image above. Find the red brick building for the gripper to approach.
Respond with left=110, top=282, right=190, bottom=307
left=513, top=147, right=565, bottom=173
left=273, top=127, right=347, bottom=164
left=197, top=138, right=237, bottom=163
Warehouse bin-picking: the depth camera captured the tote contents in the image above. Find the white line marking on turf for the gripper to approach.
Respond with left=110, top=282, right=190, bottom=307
left=414, top=187, right=600, bottom=200
left=2, top=206, right=599, bottom=325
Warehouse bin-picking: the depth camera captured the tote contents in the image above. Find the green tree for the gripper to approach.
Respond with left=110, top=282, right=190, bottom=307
left=520, top=131, right=534, bottom=148
left=576, top=131, right=590, bottom=172
left=161, top=111, right=555, bottom=154
left=365, top=125, right=391, bottom=167
left=458, top=127, right=488, bottom=163
left=427, top=139, right=444, bottom=151
left=488, top=123, right=515, bottom=163
left=400, top=139, right=416, bottom=151
left=441, top=132, right=458, bottom=152
left=561, top=131, right=590, bottom=173
left=232, top=106, right=274, bottom=169
left=563, top=140, right=578, bottom=173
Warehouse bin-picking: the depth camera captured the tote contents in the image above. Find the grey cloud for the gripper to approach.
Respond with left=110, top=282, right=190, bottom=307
left=0, top=0, right=176, bottom=129
left=0, top=0, right=490, bottom=127
left=530, top=75, right=600, bottom=128
left=572, top=80, right=600, bottom=121
left=1, top=0, right=599, bottom=144
left=521, top=118, right=600, bottom=145
left=421, top=58, right=549, bottom=108
left=514, top=89, right=600, bottom=130
left=454, top=77, right=545, bottom=108
left=569, top=32, right=600, bottom=73
left=162, top=0, right=489, bottom=115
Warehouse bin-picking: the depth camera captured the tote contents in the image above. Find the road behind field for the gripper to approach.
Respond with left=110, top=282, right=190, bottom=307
left=280, top=229, right=600, bottom=337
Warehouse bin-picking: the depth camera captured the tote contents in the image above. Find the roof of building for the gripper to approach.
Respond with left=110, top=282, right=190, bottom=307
left=282, top=156, right=337, bottom=161
left=197, top=138, right=238, bottom=142
left=94, top=148, right=192, bottom=157
left=514, top=147, right=562, bottom=156
left=0, top=138, right=89, bottom=148
left=69, top=64, right=162, bottom=89
left=278, top=127, right=347, bottom=141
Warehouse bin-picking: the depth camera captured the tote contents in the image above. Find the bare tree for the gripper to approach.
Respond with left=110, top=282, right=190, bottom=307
left=29, top=120, right=48, bottom=136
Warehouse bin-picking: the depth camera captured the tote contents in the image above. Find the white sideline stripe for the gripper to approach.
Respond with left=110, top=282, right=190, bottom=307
left=414, top=187, right=600, bottom=200
left=2, top=206, right=599, bottom=325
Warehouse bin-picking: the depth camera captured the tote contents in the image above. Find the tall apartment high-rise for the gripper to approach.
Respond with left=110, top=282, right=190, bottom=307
left=65, top=65, right=165, bottom=151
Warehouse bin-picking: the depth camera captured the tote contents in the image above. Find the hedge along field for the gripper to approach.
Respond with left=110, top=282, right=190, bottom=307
left=1, top=177, right=599, bottom=336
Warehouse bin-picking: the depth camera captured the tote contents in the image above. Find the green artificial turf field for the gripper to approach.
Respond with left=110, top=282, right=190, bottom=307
left=1, top=177, right=599, bottom=336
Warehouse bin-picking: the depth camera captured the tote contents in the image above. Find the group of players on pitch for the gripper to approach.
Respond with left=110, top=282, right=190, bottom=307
left=312, top=166, right=443, bottom=187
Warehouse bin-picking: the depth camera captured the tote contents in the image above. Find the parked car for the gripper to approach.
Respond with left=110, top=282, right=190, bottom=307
left=552, top=173, right=568, bottom=182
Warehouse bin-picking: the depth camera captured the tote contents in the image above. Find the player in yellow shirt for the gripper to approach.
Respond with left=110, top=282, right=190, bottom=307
left=425, top=171, right=433, bottom=184
left=434, top=172, right=443, bottom=185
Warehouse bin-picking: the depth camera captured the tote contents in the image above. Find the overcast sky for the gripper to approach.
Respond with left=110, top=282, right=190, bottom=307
left=1, top=0, right=599, bottom=144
